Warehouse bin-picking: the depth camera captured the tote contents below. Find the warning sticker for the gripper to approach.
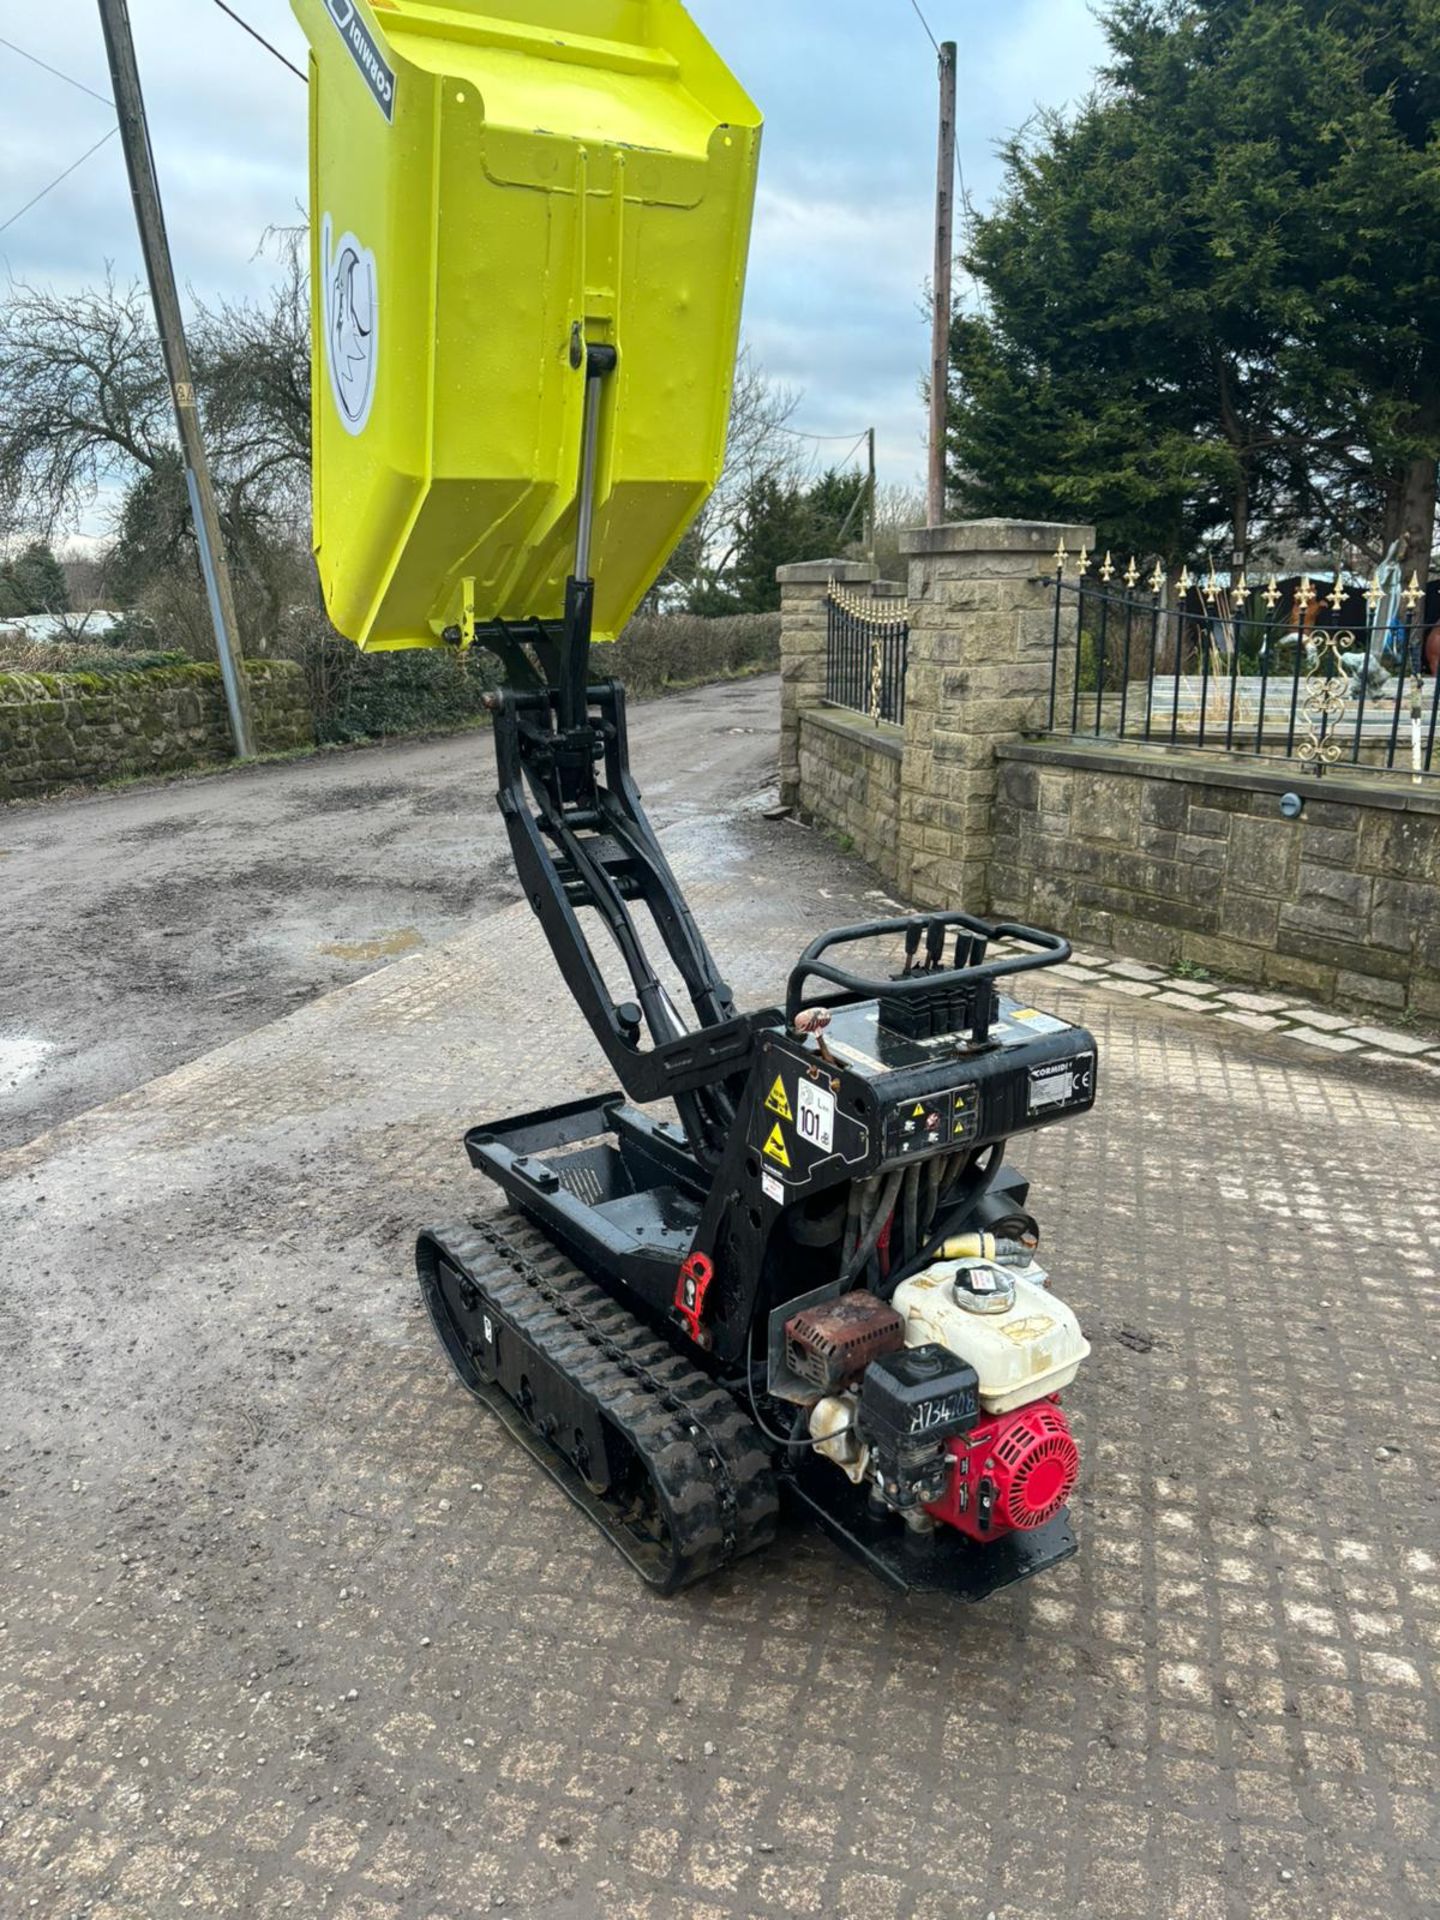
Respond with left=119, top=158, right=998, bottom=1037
left=764, top=1075, right=793, bottom=1121
left=1010, top=1007, right=1067, bottom=1035
left=762, top=1121, right=791, bottom=1168
left=761, top=1168, right=785, bottom=1205
left=796, top=1079, right=835, bottom=1154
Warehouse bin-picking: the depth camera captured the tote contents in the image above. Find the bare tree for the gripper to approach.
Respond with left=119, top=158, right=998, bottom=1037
left=655, top=345, right=806, bottom=608
left=191, top=226, right=311, bottom=534
left=0, top=231, right=314, bottom=648
left=870, top=482, right=927, bottom=581
left=0, top=274, right=173, bottom=543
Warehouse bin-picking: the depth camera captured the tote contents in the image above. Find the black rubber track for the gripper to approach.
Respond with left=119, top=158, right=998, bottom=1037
left=417, top=1214, right=778, bottom=1592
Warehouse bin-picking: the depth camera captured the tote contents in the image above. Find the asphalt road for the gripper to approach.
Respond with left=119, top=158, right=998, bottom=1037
left=0, top=675, right=779, bottom=1151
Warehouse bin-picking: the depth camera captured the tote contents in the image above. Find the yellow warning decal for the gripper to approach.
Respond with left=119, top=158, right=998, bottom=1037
left=762, top=1122, right=791, bottom=1168
left=911, top=1102, right=926, bottom=1118
left=765, top=1075, right=793, bottom=1121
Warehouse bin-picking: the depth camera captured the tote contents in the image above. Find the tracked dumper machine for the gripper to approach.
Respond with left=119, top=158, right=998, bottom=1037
left=295, top=0, right=1098, bottom=1599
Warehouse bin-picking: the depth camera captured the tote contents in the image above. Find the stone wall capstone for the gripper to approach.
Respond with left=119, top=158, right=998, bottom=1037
left=991, top=741, right=1440, bottom=1020
left=0, top=660, right=313, bottom=801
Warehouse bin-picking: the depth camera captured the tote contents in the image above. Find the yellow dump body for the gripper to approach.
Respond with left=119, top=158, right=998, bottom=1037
left=292, top=0, right=761, bottom=650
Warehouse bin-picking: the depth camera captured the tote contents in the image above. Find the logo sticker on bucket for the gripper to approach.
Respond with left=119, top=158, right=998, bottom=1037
left=321, top=215, right=378, bottom=436
left=323, top=0, right=396, bottom=121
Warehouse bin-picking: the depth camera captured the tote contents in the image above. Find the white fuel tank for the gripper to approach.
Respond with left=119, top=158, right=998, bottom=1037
left=891, top=1262, right=1089, bottom=1414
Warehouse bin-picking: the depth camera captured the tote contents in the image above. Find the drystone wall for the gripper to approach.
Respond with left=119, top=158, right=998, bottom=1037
left=0, top=661, right=313, bottom=801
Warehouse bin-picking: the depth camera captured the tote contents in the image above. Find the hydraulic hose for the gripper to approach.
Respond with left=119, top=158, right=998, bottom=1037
left=901, top=1162, right=920, bottom=1273
left=876, top=1143, right=1006, bottom=1300
left=840, top=1169, right=905, bottom=1287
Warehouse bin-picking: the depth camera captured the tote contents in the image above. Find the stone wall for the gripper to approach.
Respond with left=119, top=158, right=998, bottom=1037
left=778, top=523, right=1092, bottom=911
left=894, top=520, right=1092, bottom=911
left=0, top=660, right=313, bottom=801
left=775, top=558, right=875, bottom=810
left=991, top=741, right=1440, bottom=1020
left=797, top=707, right=903, bottom=877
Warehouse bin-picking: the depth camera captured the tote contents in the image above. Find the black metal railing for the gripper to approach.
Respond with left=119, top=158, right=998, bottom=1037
left=1047, top=568, right=1439, bottom=782
left=825, top=589, right=909, bottom=725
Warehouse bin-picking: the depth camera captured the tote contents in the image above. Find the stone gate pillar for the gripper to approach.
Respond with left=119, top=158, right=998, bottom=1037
left=775, top=557, right=874, bottom=809
left=896, top=519, right=1094, bottom=910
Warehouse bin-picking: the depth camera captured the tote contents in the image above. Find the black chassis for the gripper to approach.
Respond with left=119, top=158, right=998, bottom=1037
left=442, top=346, right=1096, bottom=1596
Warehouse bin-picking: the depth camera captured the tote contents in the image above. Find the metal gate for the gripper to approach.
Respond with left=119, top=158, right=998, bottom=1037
left=825, top=583, right=909, bottom=725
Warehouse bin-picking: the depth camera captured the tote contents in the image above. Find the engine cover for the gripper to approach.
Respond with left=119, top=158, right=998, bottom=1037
left=925, top=1400, right=1079, bottom=1541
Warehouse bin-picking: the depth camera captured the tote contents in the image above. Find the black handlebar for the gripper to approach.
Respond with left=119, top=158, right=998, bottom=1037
left=784, top=909, right=1070, bottom=1026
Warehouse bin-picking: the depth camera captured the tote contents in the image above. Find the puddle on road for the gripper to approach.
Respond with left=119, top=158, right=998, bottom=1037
left=318, top=927, right=425, bottom=963
left=0, top=1033, right=51, bottom=1089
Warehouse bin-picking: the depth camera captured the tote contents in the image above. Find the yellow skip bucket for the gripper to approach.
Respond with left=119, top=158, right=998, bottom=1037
left=292, top=0, right=761, bottom=651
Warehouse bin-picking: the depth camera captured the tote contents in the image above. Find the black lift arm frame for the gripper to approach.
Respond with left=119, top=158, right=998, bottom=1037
left=471, top=347, right=764, bottom=1165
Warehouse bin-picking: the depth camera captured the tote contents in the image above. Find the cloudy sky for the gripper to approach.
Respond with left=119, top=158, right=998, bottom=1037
left=1, top=0, right=1108, bottom=526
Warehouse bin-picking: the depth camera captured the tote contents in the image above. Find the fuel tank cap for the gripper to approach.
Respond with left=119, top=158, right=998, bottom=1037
left=948, top=1260, right=1017, bottom=1315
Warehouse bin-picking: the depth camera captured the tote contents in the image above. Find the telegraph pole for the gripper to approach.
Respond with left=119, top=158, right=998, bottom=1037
left=96, top=0, right=255, bottom=759
left=927, top=40, right=957, bottom=528
left=865, top=426, right=877, bottom=569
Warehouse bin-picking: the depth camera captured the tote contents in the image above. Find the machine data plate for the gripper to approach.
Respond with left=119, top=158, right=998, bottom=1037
left=1027, top=1052, right=1095, bottom=1115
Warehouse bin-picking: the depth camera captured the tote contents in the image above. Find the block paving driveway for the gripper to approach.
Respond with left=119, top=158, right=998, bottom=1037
left=1, top=684, right=1437, bottom=1920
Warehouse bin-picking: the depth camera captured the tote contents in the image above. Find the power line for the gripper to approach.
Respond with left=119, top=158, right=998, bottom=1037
left=209, top=0, right=306, bottom=82
left=895, top=5, right=981, bottom=265
left=0, top=126, right=119, bottom=238
left=905, top=0, right=941, bottom=55
left=0, top=33, right=113, bottom=106
left=777, top=425, right=870, bottom=442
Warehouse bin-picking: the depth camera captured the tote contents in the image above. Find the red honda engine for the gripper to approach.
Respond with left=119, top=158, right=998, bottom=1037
left=925, top=1400, right=1078, bottom=1541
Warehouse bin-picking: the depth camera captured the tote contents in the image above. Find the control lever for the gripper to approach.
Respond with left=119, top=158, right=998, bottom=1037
left=901, top=922, right=923, bottom=977
left=924, top=919, right=946, bottom=973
